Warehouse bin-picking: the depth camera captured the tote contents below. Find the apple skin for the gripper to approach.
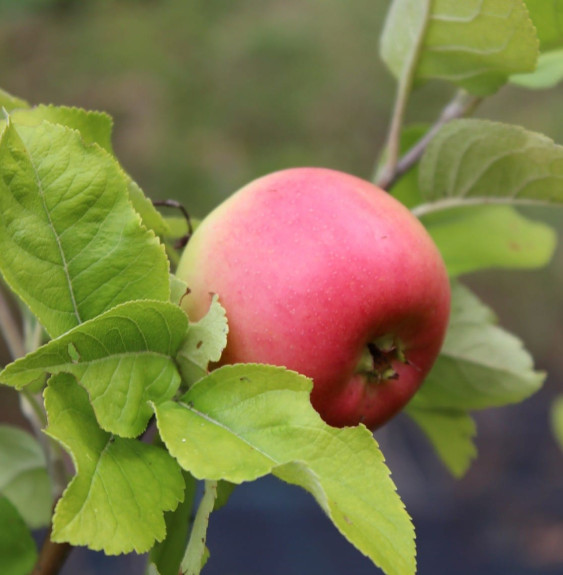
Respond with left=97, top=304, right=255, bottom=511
left=177, top=167, right=450, bottom=429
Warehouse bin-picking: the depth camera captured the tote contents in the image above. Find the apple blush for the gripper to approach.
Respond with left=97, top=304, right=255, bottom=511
left=177, top=168, right=450, bottom=430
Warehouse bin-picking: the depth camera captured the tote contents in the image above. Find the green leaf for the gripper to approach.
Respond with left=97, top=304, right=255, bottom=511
left=0, top=120, right=170, bottom=338
left=127, top=179, right=170, bottom=237
left=154, top=364, right=415, bottom=575
left=5, top=106, right=170, bottom=236
left=511, top=48, right=563, bottom=88
left=381, top=0, right=538, bottom=96
left=1, top=300, right=188, bottom=438
left=551, top=395, right=563, bottom=451
left=524, top=0, right=563, bottom=50
left=405, top=407, right=477, bottom=477
left=45, top=373, right=184, bottom=555
left=11, top=105, right=114, bottom=153
left=417, top=119, right=563, bottom=215
left=424, top=206, right=557, bottom=276
left=176, top=295, right=229, bottom=385
left=214, top=480, right=236, bottom=511
left=149, top=471, right=197, bottom=575
left=0, top=425, right=52, bottom=528
left=146, top=564, right=162, bottom=575
left=0, top=88, right=29, bottom=112
left=409, top=282, right=545, bottom=411
left=0, top=496, right=37, bottom=575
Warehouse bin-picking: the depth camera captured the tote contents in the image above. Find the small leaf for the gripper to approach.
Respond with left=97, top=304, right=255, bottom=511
left=524, top=0, right=563, bottom=50
left=511, top=48, right=563, bottom=89
left=409, top=282, right=545, bottom=411
left=0, top=425, right=52, bottom=528
left=45, top=373, right=184, bottom=555
left=418, top=119, right=563, bottom=212
left=10, top=104, right=114, bottom=153
left=0, top=88, right=29, bottom=112
left=425, top=206, right=557, bottom=276
left=1, top=300, right=188, bottom=437
left=405, top=407, right=477, bottom=477
left=381, top=0, right=539, bottom=96
left=551, top=395, right=563, bottom=451
left=176, top=295, right=229, bottom=385
left=0, top=120, right=170, bottom=338
left=154, top=364, right=415, bottom=575
left=0, top=496, right=37, bottom=575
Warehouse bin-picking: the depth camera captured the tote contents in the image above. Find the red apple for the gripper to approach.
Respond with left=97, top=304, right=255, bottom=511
left=177, top=167, right=450, bottom=429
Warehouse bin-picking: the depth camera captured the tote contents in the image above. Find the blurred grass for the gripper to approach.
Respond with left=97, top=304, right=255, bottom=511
left=0, top=0, right=393, bottom=215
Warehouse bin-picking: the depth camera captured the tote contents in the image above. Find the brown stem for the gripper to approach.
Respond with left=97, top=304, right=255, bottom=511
left=32, top=524, right=72, bottom=575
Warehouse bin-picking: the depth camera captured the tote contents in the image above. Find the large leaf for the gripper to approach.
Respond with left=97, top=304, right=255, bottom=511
left=0, top=300, right=188, bottom=438
left=0, top=425, right=52, bottom=528
left=405, top=407, right=477, bottom=478
left=381, top=0, right=538, bottom=96
left=425, top=206, right=557, bottom=276
left=10, top=105, right=114, bottom=153
left=409, top=282, right=544, bottom=411
left=3, top=106, right=169, bottom=235
left=417, top=119, right=563, bottom=215
left=44, top=374, right=184, bottom=555
left=0, top=120, right=170, bottom=338
left=0, top=496, right=37, bottom=575
left=524, top=0, right=563, bottom=50
left=154, top=364, right=415, bottom=575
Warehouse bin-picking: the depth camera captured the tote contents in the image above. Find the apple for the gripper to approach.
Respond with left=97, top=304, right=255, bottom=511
left=176, top=167, right=450, bottom=429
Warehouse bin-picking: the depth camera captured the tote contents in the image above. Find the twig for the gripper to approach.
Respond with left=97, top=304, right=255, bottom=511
left=31, top=522, right=72, bottom=575
left=152, top=199, right=194, bottom=249
left=377, top=90, right=482, bottom=191
left=180, top=480, right=218, bottom=575
left=376, top=2, right=432, bottom=189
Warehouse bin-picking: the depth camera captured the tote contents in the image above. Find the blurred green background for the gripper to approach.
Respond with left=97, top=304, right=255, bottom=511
left=1, top=1, right=563, bottom=574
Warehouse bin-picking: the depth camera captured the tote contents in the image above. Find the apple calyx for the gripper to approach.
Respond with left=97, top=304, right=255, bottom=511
left=354, top=335, right=408, bottom=385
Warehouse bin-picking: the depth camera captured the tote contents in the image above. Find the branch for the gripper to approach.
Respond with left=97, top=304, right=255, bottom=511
left=152, top=199, right=194, bottom=249
left=31, top=523, right=72, bottom=575
left=377, top=90, right=482, bottom=191
left=376, top=2, right=432, bottom=189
